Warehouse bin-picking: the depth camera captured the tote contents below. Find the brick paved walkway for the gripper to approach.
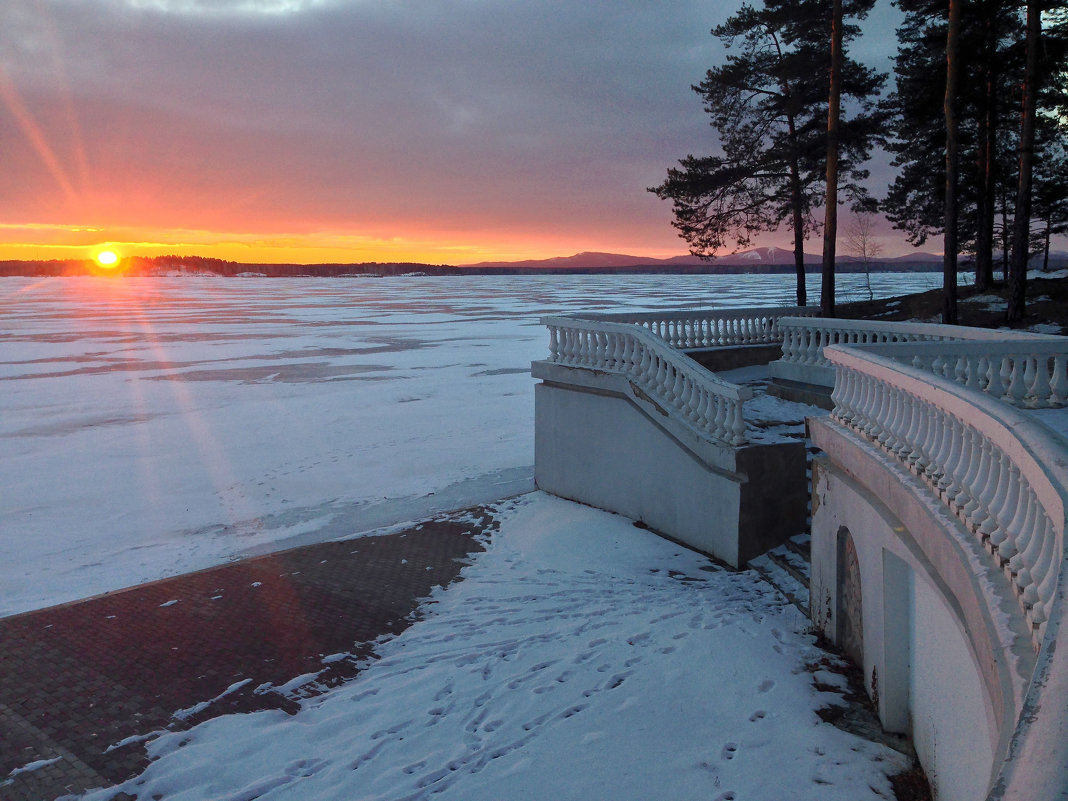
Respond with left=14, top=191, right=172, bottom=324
left=0, top=507, right=494, bottom=801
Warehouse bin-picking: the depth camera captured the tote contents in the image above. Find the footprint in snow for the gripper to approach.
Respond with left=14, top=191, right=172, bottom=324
left=721, top=742, right=739, bottom=761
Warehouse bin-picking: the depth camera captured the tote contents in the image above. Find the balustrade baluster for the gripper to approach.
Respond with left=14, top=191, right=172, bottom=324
left=977, top=356, right=991, bottom=393
left=1051, top=355, right=1068, bottom=406
left=1029, top=519, right=1058, bottom=627
left=919, top=404, right=949, bottom=482
left=1022, top=356, right=1038, bottom=406
left=730, top=399, right=747, bottom=445
left=862, top=377, right=892, bottom=440
left=830, top=369, right=851, bottom=421
left=902, top=394, right=928, bottom=466
left=955, top=428, right=987, bottom=517
left=998, top=356, right=1014, bottom=402
left=883, top=389, right=907, bottom=453
left=694, top=389, right=711, bottom=430
left=934, top=417, right=962, bottom=493
left=852, top=374, right=872, bottom=434
left=980, top=452, right=1013, bottom=545
left=1031, top=356, right=1052, bottom=407
left=681, top=377, right=698, bottom=420
left=943, top=424, right=975, bottom=507
left=652, top=354, right=668, bottom=390
left=1005, top=355, right=1028, bottom=405
left=1022, top=521, right=1051, bottom=615
left=712, top=396, right=728, bottom=441
left=964, top=439, right=998, bottom=528
left=1009, top=491, right=1042, bottom=588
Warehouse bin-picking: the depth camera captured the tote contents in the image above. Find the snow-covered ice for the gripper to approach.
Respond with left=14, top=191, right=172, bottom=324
left=0, top=273, right=932, bottom=616
left=79, top=493, right=910, bottom=801
left=0, top=273, right=937, bottom=800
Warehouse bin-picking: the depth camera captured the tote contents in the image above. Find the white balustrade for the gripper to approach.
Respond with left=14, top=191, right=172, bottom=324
left=543, top=315, right=753, bottom=446
left=842, top=340, right=1068, bottom=409
left=578, top=306, right=817, bottom=350
left=777, top=316, right=1052, bottom=380
left=826, top=343, right=1068, bottom=646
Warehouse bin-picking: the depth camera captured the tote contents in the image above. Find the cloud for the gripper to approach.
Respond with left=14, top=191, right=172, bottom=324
left=122, top=0, right=337, bottom=16
left=0, top=0, right=920, bottom=261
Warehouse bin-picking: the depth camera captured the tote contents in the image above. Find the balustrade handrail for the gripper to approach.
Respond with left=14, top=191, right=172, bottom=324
left=824, top=341, right=1068, bottom=801
left=777, top=316, right=1056, bottom=374
left=847, top=339, right=1068, bottom=409
left=541, top=315, right=753, bottom=445
left=562, top=306, right=818, bottom=350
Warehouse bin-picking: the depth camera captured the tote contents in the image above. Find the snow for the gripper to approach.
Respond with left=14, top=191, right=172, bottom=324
left=0, top=273, right=935, bottom=799
left=1028, top=322, right=1064, bottom=335
left=3, top=758, right=62, bottom=784
left=80, top=493, right=909, bottom=801
left=0, top=273, right=928, bottom=616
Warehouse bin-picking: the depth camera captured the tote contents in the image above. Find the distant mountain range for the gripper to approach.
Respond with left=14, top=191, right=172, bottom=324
left=3, top=247, right=1065, bottom=278
left=460, top=247, right=948, bottom=270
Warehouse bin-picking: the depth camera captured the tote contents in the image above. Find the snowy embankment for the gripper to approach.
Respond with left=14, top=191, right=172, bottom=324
left=81, top=493, right=909, bottom=801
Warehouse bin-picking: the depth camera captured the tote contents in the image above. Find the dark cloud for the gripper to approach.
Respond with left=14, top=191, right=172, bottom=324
left=0, top=0, right=917, bottom=258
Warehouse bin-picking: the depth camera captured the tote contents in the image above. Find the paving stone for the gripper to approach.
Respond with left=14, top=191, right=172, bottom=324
left=0, top=507, right=494, bottom=800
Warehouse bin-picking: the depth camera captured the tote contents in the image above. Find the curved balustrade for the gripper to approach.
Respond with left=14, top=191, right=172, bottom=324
left=576, top=306, right=817, bottom=350
left=846, top=340, right=1068, bottom=409
left=543, top=315, right=753, bottom=445
left=825, top=343, right=1068, bottom=645
left=778, top=316, right=1050, bottom=378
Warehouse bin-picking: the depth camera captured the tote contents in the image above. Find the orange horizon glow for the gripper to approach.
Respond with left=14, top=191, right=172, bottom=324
left=0, top=223, right=699, bottom=266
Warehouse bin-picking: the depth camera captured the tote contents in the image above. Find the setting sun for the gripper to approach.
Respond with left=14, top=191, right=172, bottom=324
left=96, top=250, right=120, bottom=268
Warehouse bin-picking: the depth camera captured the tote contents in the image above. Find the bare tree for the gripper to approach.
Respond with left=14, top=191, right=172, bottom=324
left=844, top=213, right=884, bottom=300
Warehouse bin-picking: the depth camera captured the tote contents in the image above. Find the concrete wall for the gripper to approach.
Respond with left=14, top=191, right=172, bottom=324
left=533, top=360, right=807, bottom=567
left=809, top=418, right=1032, bottom=801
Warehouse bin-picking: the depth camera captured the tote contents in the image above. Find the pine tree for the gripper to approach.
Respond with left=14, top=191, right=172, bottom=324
left=650, top=0, right=884, bottom=308
left=882, top=0, right=1024, bottom=280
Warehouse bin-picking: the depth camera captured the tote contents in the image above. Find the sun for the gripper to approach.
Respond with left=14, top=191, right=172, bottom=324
left=96, top=250, right=120, bottom=268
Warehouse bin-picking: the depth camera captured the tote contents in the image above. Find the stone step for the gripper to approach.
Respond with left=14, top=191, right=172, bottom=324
left=750, top=540, right=810, bottom=615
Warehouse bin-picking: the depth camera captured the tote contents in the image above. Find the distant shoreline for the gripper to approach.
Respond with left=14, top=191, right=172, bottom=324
left=3, top=251, right=1064, bottom=278
left=0, top=261, right=976, bottom=279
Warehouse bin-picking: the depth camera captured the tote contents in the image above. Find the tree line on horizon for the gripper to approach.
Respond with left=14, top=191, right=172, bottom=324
left=651, top=0, right=1068, bottom=322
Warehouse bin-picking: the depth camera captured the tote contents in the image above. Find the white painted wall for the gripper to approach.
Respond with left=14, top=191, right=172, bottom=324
left=911, top=573, right=996, bottom=801
left=534, top=380, right=744, bottom=565
left=811, top=454, right=1001, bottom=801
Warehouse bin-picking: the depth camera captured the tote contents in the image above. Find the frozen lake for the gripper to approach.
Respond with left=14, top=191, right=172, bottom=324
left=0, top=272, right=940, bottom=615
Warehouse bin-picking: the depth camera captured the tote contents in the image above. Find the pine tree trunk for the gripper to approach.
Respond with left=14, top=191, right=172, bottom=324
left=975, top=5, right=997, bottom=291
left=1007, top=0, right=1040, bottom=323
left=821, top=0, right=843, bottom=318
left=1042, top=217, right=1051, bottom=272
left=943, top=0, right=961, bottom=325
left=787, top=107, right=807, bottom=307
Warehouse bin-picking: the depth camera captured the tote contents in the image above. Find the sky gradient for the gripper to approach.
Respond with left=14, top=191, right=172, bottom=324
left=3, top=0, right=917, bottom=265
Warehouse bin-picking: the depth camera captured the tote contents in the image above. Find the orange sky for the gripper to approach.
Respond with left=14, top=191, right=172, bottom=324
left=0, top=0, right=936, bottom=267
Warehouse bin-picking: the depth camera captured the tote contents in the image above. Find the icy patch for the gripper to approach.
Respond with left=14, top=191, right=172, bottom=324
left=1028, top=323, right=1064, bottom=335
left=2, top=757, right=61, bottom=784
left=173, top=678, right=253, bottom=722
left=962, top=294, right=1003, bottom=311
